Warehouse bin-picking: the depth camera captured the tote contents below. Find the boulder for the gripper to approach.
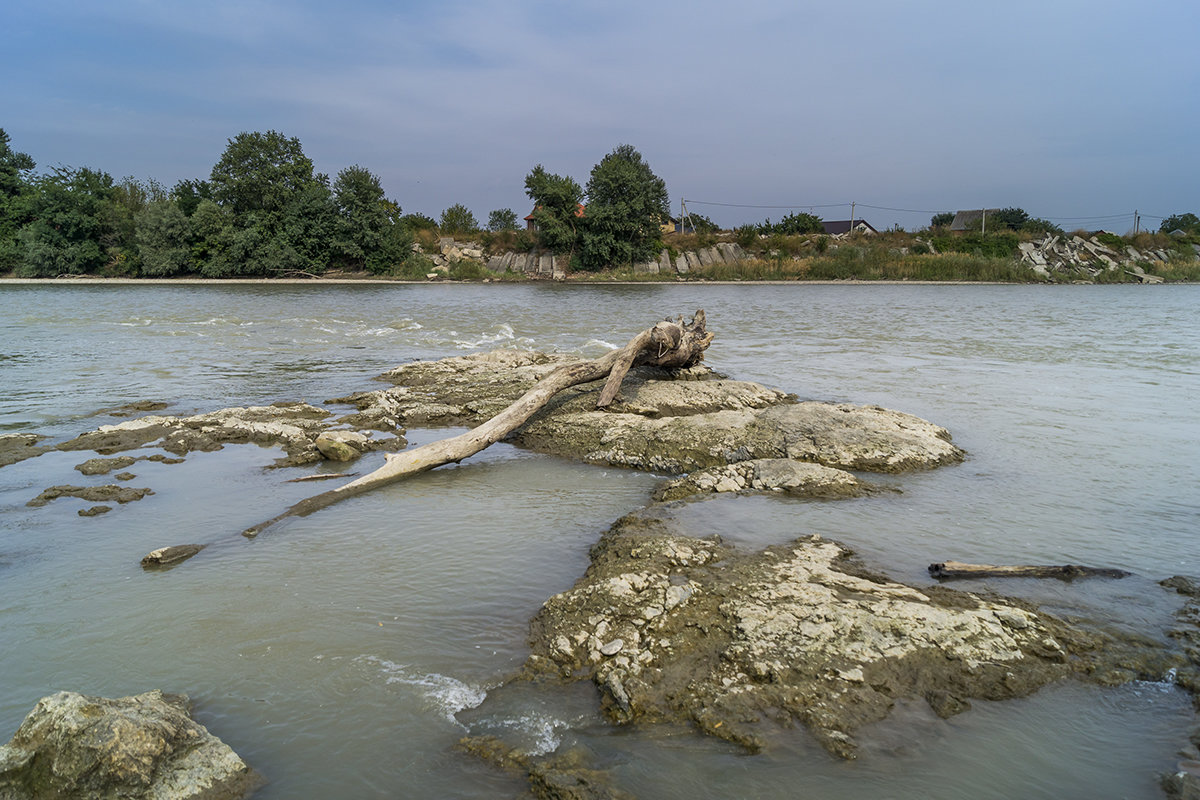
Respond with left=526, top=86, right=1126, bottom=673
left=314, top=430, right=369, bottom=461
left=0, top=690, right=262, bottom=799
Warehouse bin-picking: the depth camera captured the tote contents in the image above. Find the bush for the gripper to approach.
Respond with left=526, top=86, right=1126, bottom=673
left=734, top=225, right=758, bottom=250
left=439, top=203, right=479, bottom=235
left=931, top=232, right=1019, bottom=258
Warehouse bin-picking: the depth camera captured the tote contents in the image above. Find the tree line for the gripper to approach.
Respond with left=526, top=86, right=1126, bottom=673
left=0, top=128, right=673, bottom=277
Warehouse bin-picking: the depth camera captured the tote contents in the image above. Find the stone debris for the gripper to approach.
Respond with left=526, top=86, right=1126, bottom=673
left=1016, top=234, right=1178, bottom=282
left=0, top=690, right=263, bottom=800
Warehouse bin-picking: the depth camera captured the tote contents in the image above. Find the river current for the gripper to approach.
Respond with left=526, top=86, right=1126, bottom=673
left=1, top=282, right=1197, bottom=798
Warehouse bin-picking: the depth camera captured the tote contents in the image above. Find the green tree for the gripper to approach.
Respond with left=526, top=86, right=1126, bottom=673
left=1160, top=213, right=1200, bottom=234
left=577, top=144, right=668, bottom=270
left=17, top=167, right=117, bottom=277
left=930, top=212, right=954, bottom=228
left=775, top=212, right=823, bottom=235
left=0, top=129, right=36, bottom=269
left=172, top=179, right=210, bottom=217
left=439, top=203, right=479, bottom=235
left=990, top=207, right=1030, bottom=231
left=204, top=130, right=335, bottom=275
left=524, top=165, right=583, bottom=255
left=136, top=199, right=191, bottom=276
left=331, top=165, right=411, bottom=273
left=487, top=208, right=519, bottom=232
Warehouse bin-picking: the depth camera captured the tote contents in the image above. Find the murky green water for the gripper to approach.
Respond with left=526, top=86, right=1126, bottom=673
left=1, top=283, right=1197, bottom=798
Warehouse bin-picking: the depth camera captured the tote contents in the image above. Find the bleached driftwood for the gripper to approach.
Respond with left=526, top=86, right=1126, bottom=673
left=239, top=311, right=714, bottom=539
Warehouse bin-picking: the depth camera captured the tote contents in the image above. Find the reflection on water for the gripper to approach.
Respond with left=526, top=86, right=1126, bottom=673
left=1, top=283, right=1198, bottom=798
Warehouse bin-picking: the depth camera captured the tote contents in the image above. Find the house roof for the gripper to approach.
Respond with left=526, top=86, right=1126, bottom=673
left=525, top=204, right=585, bottom=221
left=822, top=219, right=877, bottom=235
left=949, top=209, right=1001, bottom=231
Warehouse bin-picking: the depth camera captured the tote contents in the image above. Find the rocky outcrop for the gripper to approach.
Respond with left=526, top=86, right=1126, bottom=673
left=652, top=459, right=872, bottom=501
left=338, top=350, right=964, bottom=475
left=521, top=509, right=1169, bottom=759
left=0, top=690, right=262, bottom=799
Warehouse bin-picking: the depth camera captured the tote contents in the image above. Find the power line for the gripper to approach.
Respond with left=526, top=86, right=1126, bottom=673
left=683, top=199, right=849, bottom=210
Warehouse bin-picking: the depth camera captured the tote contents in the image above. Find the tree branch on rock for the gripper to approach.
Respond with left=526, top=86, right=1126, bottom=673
left=238, top=311, right=713, bottom=539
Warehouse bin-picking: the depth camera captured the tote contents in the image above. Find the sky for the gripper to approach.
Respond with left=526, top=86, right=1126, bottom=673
left=5, top=0, right=1198, bottom=232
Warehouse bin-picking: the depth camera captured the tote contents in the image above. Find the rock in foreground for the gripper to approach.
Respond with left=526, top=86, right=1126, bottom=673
left=0, top=690, right=262, bottom=800
left=524, top=509, right=1118, bottom=759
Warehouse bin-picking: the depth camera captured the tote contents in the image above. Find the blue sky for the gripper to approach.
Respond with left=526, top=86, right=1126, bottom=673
left=5, top=0, right=1197, bottom=231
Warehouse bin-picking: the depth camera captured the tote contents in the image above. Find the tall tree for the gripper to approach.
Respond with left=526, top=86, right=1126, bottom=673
left=205, top=131, right=334, bottom=275
left=524, top=165, right=583, bottom=256
left=0, top=129, right=36, bottom=268
left=579, top=144, right=668, bottom=270
left=136, top=199, right=191, bottom=276
left=17, top=167, right=116, bottom=277
left=331, top=165, right=410, bottom=273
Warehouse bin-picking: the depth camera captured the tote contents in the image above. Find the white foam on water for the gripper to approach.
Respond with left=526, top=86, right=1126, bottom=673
left=356, top=655, right=486, bottom=724
left=452, top=323, right=518, bottom=350
left=506, top=712, right=567, bottom=756
left=582, top=338, right=619, bottom=351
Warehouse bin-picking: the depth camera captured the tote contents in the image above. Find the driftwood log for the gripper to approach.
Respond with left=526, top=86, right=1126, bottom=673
left=928, top=560, right=1131, bottom=580
left=239, top=311, right=714, bottom=539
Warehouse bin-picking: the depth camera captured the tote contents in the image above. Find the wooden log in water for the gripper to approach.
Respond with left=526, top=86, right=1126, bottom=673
left=928, top=560, right=1131, bottom=580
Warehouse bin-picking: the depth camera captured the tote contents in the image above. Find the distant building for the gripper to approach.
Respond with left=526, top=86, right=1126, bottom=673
left=525, top=204, right=585, bottom=232
left=822, top=219, right=878, bottom=235
left=949, top=209, right=1001, bottom=232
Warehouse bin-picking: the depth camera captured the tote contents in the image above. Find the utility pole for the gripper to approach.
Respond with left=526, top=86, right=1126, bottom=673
left=1134, top=210, right=1140, bottom=235
left=849, top=201, right=855, bottom=235
left=981, top=208, right=987, bottom=235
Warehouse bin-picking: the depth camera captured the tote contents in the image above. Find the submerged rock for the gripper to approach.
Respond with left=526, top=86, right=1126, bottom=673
left=340, top=350, right=964, bottom=475
left=50, top=403, right=405, bottom=468
left=522, top=509, right=1168, bottom=759
left=27, top=484, right=154, bottom=508
left=75, top=456, right=137, bottom=475
left=460, top=736, right=633, bottom=800
left=0, top=434, right=49, bottom=469
left=0, top=690, right=263, bottom=799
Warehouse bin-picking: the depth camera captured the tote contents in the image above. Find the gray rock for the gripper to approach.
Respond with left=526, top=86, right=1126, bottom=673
left=526, top=513, right=1101, bottom=758
left=0, top=690, right=263, bottom=799
left=674, top=252, right=689, bottom=274
left=659, top=249, right=672, bottom=273
left=654, top=459, right=870, bottom=502
left=75, top=456, right=136, bottom=475
left=684, top=251, right=702, bottom=272
left=696, top=248, right=715, bottom=267
left=314, top=430, right=368, bottom=461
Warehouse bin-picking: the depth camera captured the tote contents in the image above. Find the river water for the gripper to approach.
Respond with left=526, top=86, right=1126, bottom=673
left=1, top=282, right=1197, bottom=798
